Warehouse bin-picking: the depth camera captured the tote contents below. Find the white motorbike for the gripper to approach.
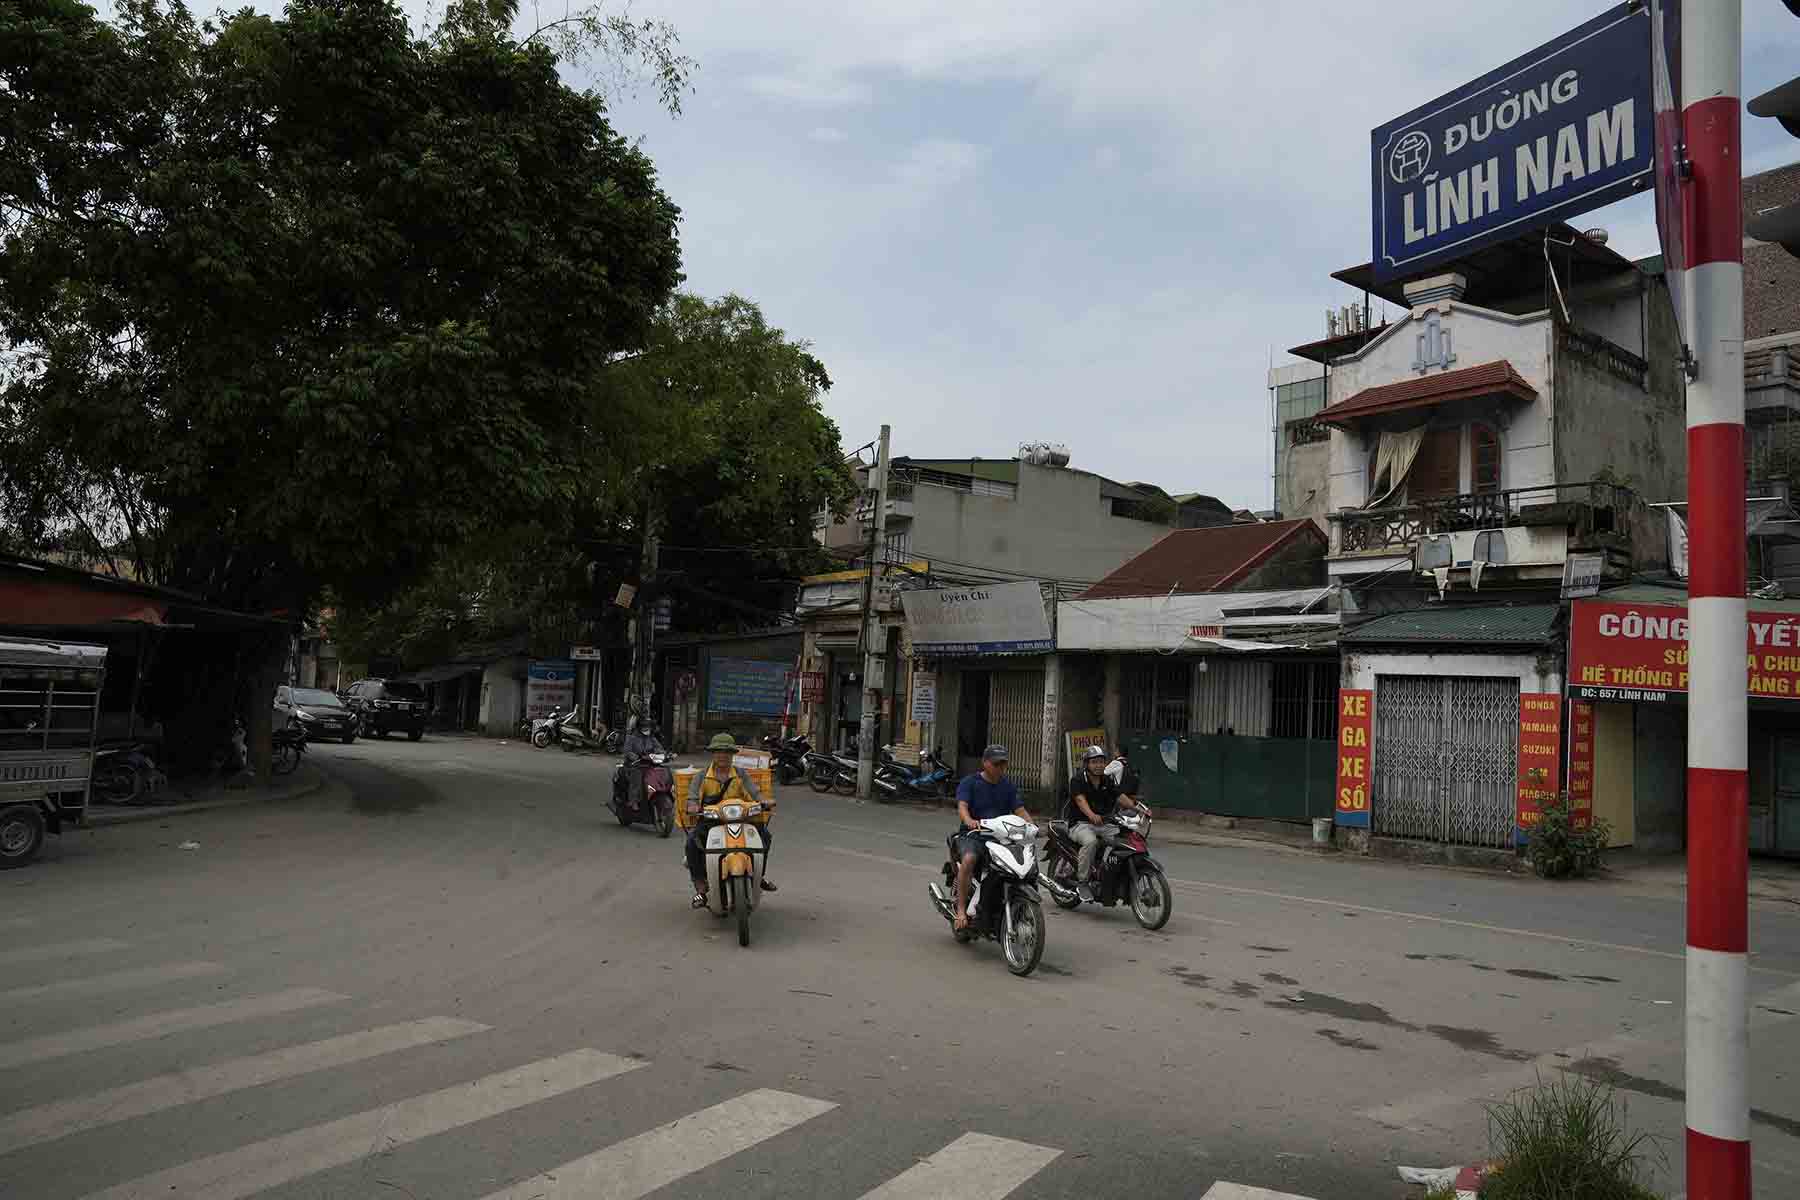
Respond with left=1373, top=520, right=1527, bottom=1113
left=927, top=815, right=1047, bottom=977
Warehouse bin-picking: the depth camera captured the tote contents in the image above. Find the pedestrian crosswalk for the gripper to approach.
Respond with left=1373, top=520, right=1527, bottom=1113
left=0, top=935, right=1325, bottom=1200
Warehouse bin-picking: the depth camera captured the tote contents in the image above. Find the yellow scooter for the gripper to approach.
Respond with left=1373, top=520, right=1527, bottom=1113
left=698, top=794, right=774, bottom=946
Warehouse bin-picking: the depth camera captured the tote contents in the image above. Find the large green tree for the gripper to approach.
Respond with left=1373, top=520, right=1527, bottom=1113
left=0, top=0, right=684, bottom=615
left=331, top=293, right=860, bottom=669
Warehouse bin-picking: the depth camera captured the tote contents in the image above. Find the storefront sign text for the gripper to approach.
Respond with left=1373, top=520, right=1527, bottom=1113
left=1516, top=693, right=1562, bottom=831
left=1335, top=689, right=1373, bottom=829
left=900, top=580, right=1053, bottom=655
left=1567, top=699, right=1594, bottom=830
left=1569, top=599, right=1800, bottom=702
left=909, top=672, right=937, bottom=723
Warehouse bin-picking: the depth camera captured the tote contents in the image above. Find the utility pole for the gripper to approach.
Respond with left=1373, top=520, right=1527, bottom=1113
left=856, top=425, right=891, bottom=800
left=627, top=508, right=660, bottom=724
left=1680, top=4, right=1749, bottom=1197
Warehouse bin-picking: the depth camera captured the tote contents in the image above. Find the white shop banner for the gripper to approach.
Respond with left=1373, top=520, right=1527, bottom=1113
left=901, top=581, right=1053, bottom=655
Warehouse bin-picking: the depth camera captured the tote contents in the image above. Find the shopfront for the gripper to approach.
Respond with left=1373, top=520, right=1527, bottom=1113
left=1568, top=586, right=1800, bottom=857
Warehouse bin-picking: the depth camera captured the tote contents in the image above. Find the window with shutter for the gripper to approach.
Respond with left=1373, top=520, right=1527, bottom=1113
left=1472, top=424, right=1502, bottom=494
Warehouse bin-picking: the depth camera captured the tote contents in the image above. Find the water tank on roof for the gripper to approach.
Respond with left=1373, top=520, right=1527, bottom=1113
left=1018, top=442, right=1071, bottom=467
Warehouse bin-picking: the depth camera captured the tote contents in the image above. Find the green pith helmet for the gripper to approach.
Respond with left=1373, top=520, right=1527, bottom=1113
left=707, top=733, right=738, bottom=753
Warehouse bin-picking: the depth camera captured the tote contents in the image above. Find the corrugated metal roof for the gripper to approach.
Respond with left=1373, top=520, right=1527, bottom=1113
left=1081, top=519, right=1326, bottom=599
left=1586, top=581, right=1800, bottom=615
left=1341, top=603, right=1561, bottom=645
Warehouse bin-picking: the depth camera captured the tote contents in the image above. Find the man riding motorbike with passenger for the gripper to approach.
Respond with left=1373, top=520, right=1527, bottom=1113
left=1067, top=745, right=1141, bottom=902
left=952, top=744, right=1034, bottom=932
left=685, top=732, right=777, bottom=909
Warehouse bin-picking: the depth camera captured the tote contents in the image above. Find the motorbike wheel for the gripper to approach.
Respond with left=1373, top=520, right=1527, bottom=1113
left=832, top=770, right=857, bottom=797
left=1048, top=856, right=1082, bottom=910
left=408, top=730, right=424, bottom=742
left=807, top=765, right=835, bottom=794
left=1129, top=867, right=1173, bottom=931
left=531, top=729, right=551, bottom=749
left=94, top=763, right=141, bottom=804
left=615, top=805, right=632, bottom=827
left=732, top=875, right=752, bottom=947
left=655, top=796, right=674, bottom=838
left=273, top=743, right=301, bottom=776
left=1002, top=893, right=1045, bottom=976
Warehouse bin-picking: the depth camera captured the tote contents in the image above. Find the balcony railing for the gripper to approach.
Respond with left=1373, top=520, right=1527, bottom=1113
left=1331, top=481, right=1632, bottom=554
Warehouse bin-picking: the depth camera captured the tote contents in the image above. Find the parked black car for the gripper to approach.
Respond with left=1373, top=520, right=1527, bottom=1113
left=344, top=679, right=428, bottom=741
left=274, top=685, right=357, bottom=744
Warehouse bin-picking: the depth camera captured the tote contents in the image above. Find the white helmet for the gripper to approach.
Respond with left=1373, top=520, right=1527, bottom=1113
left=1082, top=745, right=1108, bottom=763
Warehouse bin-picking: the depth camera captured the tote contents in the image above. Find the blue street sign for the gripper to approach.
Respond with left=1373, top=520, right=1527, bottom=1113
left=1370, top=2, right=1653, bottom=282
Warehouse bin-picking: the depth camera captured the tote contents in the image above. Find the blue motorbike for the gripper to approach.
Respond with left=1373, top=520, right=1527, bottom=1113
left=872, top=745, right=954, bottom=802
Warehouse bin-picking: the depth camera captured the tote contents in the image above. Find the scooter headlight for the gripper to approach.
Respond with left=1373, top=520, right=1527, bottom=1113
left=720, top=803, right=744, bottom=822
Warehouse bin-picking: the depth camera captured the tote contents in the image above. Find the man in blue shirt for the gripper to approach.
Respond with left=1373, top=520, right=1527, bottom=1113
left=952, top=744, right=1034, bottom=931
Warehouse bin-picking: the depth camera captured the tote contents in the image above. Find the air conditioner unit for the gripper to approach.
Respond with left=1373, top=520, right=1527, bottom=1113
left=1415, top=534, right=1454, bottom=571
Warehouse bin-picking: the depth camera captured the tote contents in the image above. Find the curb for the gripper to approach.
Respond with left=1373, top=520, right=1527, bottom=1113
left=85, top=767, right=329, bottom=828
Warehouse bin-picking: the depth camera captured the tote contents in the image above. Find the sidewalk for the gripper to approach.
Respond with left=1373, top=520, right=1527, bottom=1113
left=1598, top=848, right=1800, bottom=906
left=85, top=762, right=329, bottom=827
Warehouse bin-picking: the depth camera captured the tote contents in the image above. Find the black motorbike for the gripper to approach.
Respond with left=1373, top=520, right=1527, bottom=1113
left=1041, top=806, right=1172, bottom=930
left=761, top=733, right=812, bottom=784
left=803, top=749, right=860, bottom=796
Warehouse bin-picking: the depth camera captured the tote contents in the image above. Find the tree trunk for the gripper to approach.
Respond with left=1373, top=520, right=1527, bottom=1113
left=247, top=633, right=287, bottom=785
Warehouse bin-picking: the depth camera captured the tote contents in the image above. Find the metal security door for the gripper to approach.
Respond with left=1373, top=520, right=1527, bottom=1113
left=987, top=669, right=1046, bottom=794
left=1373, top=675, right=1518, bottom=848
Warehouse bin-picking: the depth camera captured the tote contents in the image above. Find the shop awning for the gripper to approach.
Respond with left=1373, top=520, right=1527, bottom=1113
left=0, top=638, right=109, bottom=669
left=1318, top=360, right=1536, bottom=428
left=0, top=576, right=168, bottom=628
left=397, top=663, right=484, bottom=685
left=1341, top=603, right=1561, bottom=647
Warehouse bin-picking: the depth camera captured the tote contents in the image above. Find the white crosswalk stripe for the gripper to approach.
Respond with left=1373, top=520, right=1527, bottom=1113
left=478, top=1087, right=838, bottom=1200
left=0, top=1015, right=488, bottom=1155
left=0, top=987, right=345, bottom=1070
left=0, top=937, right=129, bottom=965
left=0, top=960, right=228, bottom=1004
left=856, top=1132, right=1061, bottom=1200
left=79, top=1048, right=644, bottom=1200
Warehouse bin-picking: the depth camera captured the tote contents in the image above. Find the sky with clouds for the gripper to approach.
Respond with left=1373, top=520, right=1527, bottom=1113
left=582, top=1, right=1800, bottom=512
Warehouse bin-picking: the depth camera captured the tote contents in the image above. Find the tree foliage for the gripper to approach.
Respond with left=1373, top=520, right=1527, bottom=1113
left=0, top=0, right=684, bottom=614
left=331, top=293, right=860, bottom=666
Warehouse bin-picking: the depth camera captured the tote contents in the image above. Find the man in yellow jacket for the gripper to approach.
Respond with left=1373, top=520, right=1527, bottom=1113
left=686, top=733, right=777, bottom=908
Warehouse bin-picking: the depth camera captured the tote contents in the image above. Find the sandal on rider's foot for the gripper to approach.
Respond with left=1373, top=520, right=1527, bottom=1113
left=691, top=892, right=708, bottom=909
left=760, top=879, right=778, bottom=893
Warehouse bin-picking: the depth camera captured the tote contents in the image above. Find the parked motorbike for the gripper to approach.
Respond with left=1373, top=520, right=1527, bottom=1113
left=560, top=717, right=606, bottom=753
left=1041, top=806, right=1172, bottom=930
left=927, top=815, right=1047, bottom=976
left=803, top=750, right=860, bottom=796
left=609, top=750, right=678, bottom=837
left=760, top=733, right=812, bottom=784
left=872, top=745, right=953, bottom=802
left=92, top=742, right=167, bottom=805
left=530, top=708, right=578, bottom=749
left=696, top=790, right=774, bottom=947
left=602, top=726, right=626, bottom=754
left=272, top=722, right=309, bottom=776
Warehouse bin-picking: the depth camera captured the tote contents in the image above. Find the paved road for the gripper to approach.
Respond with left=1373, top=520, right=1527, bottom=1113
left=5, top=735, right=1800, bottom=1199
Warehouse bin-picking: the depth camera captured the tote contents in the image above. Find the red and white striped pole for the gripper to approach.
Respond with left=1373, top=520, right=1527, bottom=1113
left=1682, top=2, right=1749, bottom=1197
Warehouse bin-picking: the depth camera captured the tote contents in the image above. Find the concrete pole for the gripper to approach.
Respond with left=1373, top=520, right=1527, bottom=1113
left=857, top=425, right=891, bottom=800
left=1681, top=4, right=1749, bottom=1196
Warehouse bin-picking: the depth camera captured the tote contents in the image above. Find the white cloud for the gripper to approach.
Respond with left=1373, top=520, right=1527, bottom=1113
left=808, top=125, right=850, bottom=144
left=744, top=72, right=872, bottom=107
left=890, top=138, right=988, bottom=192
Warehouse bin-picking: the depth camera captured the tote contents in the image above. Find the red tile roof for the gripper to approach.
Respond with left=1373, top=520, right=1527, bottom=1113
left=1081, top=519, right=1327, bottom=600
left=1318, top=360, right=1536, bottom=427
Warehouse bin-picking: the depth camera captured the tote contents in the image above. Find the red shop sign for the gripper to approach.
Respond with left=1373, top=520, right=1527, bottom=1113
left=1569, top=599, right=1800, bottom=703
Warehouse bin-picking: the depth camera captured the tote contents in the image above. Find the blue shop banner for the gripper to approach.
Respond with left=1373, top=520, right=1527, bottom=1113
left=706, top=656, right=791, bottom=717
left=1370, top=2, right=1652, bottom=281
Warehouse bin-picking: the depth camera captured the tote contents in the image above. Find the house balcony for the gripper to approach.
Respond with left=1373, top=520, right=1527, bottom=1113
left=1326, top=481, right=1635, bottom=587
left=855, top=481, right=916, bottom=526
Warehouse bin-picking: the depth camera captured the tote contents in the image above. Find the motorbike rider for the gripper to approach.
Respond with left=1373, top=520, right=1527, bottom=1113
left=685, top=732, right=777, bottom=909
left=615, top=716, right=664, bottom=806
left=1067, top=745, right=1141, bottom=902
left=1105, top=747, right=1141, bottom=803
left=952, top=744, right=1034, bottom=932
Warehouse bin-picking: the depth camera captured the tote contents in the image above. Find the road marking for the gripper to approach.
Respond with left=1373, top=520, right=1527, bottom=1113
left=857, top=1132, right=1061, bottom=1200
left=81, top=1049, right=643, bottom=1200
left=0, top=1016, right=489, bottom=1154
left=478, top=1088, right=837, bottom=1200
left=0, top=937, right=130, bottom=965
left=1200, top=1185, right=1321, bottom=1200
left=0, top=961, right=228, bottom=1004
left=1164, top=876, right=1800, bottom=975
left=0, top=987, right=346, bottom=1070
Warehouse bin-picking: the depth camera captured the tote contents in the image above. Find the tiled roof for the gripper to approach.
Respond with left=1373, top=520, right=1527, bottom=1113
left=1340, top=603, right=1561, bottom=645
left=1081, top=519, right=1325, bottom=600
left=1318, top=360, right=1536, bottom=426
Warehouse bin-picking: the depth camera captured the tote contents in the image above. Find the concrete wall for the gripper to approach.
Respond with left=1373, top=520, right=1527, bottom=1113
left=1327, top=302, right=1556, bottom=511
left=1340, top=648, right=1561, bottom=696
left=1551, top=281, right=1687, bottom=510
left=1056, top=652, right=1107, bottom=776
left=479, top=659, right=526, bottom=736
left=907, top=463, right=1170, bottom=580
